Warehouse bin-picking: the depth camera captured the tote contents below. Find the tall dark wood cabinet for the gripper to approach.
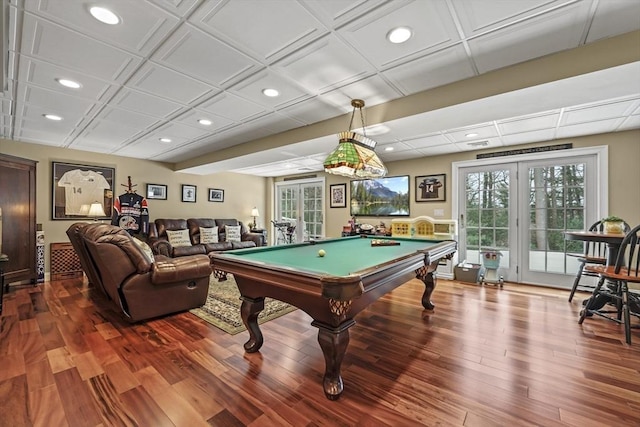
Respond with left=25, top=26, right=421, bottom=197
left=0, top=154, right=37, bottom=284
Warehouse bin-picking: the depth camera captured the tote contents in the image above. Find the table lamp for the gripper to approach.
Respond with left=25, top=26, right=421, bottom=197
left=87, top=202, right=106, bottom=221
left=251, top=207, right=260, bottom=229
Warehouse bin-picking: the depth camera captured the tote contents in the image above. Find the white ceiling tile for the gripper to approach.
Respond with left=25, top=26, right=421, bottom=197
left=561, top=98, right=640, bottom=125
left=18, top=58, right=116, bottom=102
left=73, top=120, right=144, bottom=150
left=451, top=0, right=573, bottom=37
left=467, top=2, right=591, bottom=73
left=556, top=118, right=621, bottom=138
left=173, top=109, right=235, bottom=133
left=146, top=0, right=202, bottom=17
left=110, top=88, right=186, bottom=118
left=279, top=97, right=343, bottom=125
left=127, top=62, right=214, bottom=104
left=95, top=106, right=161, bottom=130
left=383, top=44, right=476, bottom=95
left=498, top=112, right=560, bottom=135
left=154, top=24, right=261, bottom=87
left=274, top=34, right=374, bottom=94
left=501, top=128, right=557, bottom=145
left=299, top=0, right=387, bottom=28
left=617, top=114, right=640, bottom=130
left=445, top=123, right=499, bottom=142
left=24, top=0, right=180, bottom=56
left=20, top=14, right=142, bottom=82
left=196, top=92, right=266, bottom=122
left=228, top=69, right=312, bottom=109
left=320, top=75, right=402, bottom=110
left=192, top=0, right=327, bottom=62
left=587, top=0, right=640, bottom=42
left=339, top=0, right=460, bottom=68
left=400, top=134, right=452, bottom=149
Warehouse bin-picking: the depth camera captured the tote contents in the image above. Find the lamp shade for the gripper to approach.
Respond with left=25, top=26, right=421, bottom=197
left=251, top=207, right=260, bottom=217
left=87, top=202, right=106, bottom=218
left=323, top=99, right=387, bottom=178
left=323, top=131, right=387, bottom=178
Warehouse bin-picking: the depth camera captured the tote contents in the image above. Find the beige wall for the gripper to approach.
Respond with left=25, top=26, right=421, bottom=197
left=0, top=137, right=266, bottom=273
left=322, top=130, right=640, bottom=237
left=2, top=130, right=639, bottom=274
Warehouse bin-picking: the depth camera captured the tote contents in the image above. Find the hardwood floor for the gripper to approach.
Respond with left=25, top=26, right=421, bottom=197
left=1, top=276, right=639, bottom=426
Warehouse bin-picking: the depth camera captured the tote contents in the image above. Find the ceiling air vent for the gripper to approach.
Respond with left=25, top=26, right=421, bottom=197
left=467, top=140, right=489, bottom=147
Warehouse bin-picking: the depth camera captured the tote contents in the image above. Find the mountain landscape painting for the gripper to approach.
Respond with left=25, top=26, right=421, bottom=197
left=350, top=175, right=410, bottom=216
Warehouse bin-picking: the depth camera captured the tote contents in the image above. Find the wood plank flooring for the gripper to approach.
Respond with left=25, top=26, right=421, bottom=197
left=0, top=276, right=639, bottom=426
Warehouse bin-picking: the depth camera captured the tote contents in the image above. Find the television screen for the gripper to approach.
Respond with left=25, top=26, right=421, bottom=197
left=350, top=175, right=410, bottom=216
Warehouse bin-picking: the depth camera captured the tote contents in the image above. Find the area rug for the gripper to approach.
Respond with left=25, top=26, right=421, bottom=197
left=190, top=274, right=297, bottom=335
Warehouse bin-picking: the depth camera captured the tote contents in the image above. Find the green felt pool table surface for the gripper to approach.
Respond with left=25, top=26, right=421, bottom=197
left=219, top=235, right=447, bottom=277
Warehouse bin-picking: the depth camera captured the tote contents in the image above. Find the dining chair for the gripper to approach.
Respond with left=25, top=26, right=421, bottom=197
left=567, top=219, right=630, bottom=302
left=578, top=223, right=640, bottom=344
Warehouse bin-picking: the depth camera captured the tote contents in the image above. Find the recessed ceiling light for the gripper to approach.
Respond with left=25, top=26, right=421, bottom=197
left=465, top=133, right=479, bottom=138
left=44, top=114, right=62, bottom=121
left=198, top=119, right=212, bottom=126
left=159, top=137, right=172, bottom=143
left=56, top=78, right=81, bottom=89
left=262, top=88, right=279, bottom=97
left=89, top=6, right=120, bottom=25
left=387, top=27, right=412, bottom=44
left=384, top=147, right=394, bottom=152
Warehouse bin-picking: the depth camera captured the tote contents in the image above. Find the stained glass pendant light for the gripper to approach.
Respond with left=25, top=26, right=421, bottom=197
left=323, top=99, right=387, bottom=178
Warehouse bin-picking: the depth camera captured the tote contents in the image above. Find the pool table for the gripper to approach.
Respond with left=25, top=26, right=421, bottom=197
left=210, top=235, right=457, bottom=400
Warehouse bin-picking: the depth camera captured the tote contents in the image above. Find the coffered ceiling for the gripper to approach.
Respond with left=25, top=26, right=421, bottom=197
left=1, top=0, right=639, bottom=177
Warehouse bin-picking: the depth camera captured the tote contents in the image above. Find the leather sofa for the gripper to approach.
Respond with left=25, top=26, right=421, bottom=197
left=67, top=222, right=212, bottom=322
left=148, top=218, right=263, bottom=258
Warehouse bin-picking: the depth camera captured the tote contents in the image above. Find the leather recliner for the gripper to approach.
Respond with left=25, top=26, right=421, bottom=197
left=67, top=223, right=212, bottom=322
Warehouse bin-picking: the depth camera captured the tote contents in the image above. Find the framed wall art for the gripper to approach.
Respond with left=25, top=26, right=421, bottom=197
left=52, top=161, right=115, bottom=220
left=329, top=184, right=347, bottom=208
left=146, top=183, right=167, bottom=200
left=350, top=175, right=409, bottom=216
left=208, top=188, right=224, bottom=202
left=182, top=184, right=197, bottom=203
left=415, top=174, right=446, bottom=202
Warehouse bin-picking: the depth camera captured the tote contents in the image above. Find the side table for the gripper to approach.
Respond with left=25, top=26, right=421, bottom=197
left=251, top=229, right=268, bottom=246
left=0, top=253, right=8, bottom=315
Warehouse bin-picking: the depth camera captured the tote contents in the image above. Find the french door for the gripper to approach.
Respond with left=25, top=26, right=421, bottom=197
left=274, top=178, right=325, bottom=244
left=454, top=147, right=606, bottom=288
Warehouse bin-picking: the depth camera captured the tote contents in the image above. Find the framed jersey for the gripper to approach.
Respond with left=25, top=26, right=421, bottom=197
left=52, top=161, right=115, bottom=220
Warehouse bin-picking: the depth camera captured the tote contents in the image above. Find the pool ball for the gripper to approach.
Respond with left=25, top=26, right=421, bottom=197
left=318, top=249, right=326, bottom=257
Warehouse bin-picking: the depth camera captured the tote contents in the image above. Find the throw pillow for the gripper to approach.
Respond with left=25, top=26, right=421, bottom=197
left=200, top=226, right=219, bottom=244
left=166, top=229, right=192, bottom=247
left=225, top=225, right=242, bottom=242
left=132, top=237, right=154, bottom=263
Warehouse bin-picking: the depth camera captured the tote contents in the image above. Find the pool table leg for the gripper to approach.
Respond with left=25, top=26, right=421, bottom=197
left=240, top=296, right=265, bottom=353
left=416, top=265, right=437, bottom=310
left=313, top=319, right=355, bottom=400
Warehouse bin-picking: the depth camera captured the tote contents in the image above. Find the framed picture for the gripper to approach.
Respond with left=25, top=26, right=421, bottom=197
left=329, top=183, right=347, bottom=208
left=181, top=184, right=197, bottom=203
left=415, top=174, right=446, bottom=202
left=350, top=175, right=410, bottom=216
left=146, top=183, right=167, bottom=200
left=208, top=188, right=224, bottom=202
left=52, top=161, right=115, bottom=220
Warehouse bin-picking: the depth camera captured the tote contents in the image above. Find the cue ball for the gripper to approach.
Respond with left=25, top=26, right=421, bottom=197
left=318, top=249, right=326, bottom=257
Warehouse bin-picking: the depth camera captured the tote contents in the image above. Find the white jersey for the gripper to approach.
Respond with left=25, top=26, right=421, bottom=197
left=58, top=169, right=110, bottom=215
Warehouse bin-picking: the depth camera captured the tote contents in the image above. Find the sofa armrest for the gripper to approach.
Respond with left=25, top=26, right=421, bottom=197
left=242, top=232, right=264, bottom=247
left=150, top=239, right=173, bottom=257
left=173, top=245, right=207, bottom=257
left=151, top=255, right=212, bottom=284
